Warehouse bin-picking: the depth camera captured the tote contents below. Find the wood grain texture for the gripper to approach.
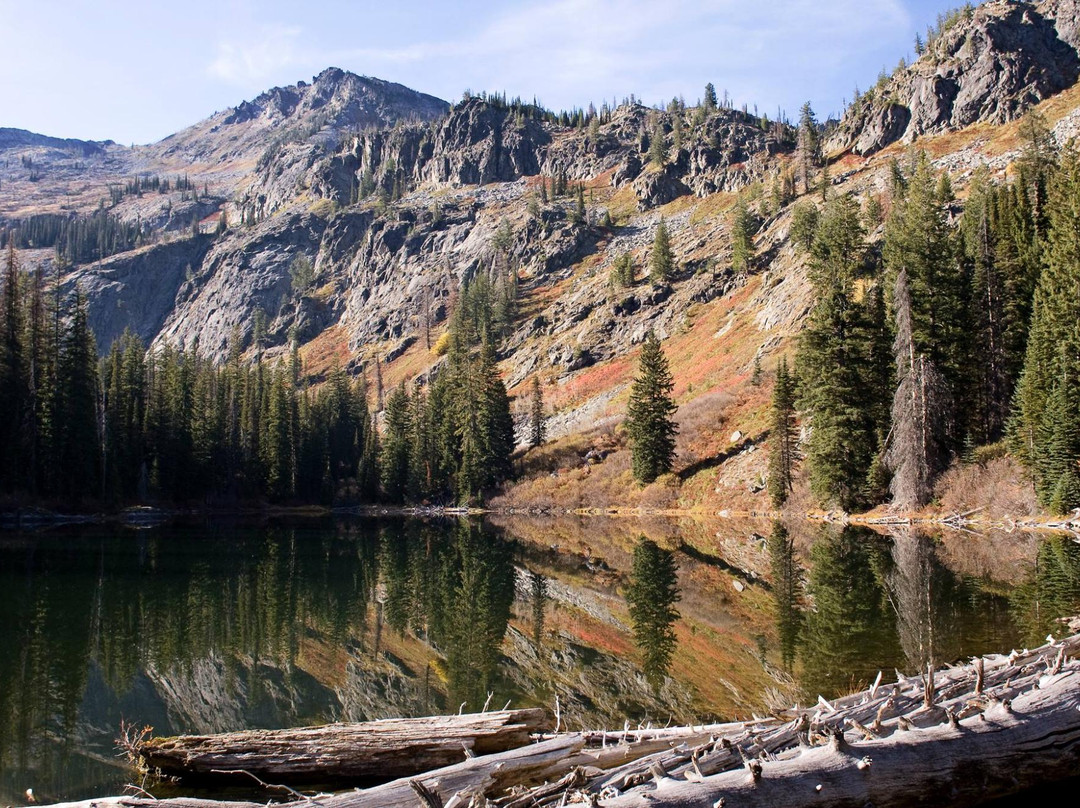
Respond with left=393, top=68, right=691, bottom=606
left=137, top=708, right=551, bottom=784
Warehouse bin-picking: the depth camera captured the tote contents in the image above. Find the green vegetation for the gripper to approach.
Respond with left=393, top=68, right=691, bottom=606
left=649, top=218, right=675, bottom=282
left=529, top=375, right=545, bottom=448
left=2, top=210, right=146, bottom=265
left=768, top=358, right=796, bottom=508
left=730, top=196, right=755, bottom=272
left=610, top=252, right=635, bottom=288
left=792, top=112, right=1077, bottom=515
left=625, top=332, right=678, bottom=485
left=0, top=250, right=515, bottom=507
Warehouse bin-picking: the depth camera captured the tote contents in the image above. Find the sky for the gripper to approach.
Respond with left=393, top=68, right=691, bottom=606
left=0, top=0, right=965, bottom=145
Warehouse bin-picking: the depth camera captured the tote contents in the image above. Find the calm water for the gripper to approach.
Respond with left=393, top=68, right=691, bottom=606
left=1, top=516, right=1078, bottom=804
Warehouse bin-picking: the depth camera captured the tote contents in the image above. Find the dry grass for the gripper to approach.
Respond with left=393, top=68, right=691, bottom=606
left=689, top=192, right=738, bottom=226
left=933, top=455, right=1039, bottom=520
left=300, top=325, right=351, bottom=381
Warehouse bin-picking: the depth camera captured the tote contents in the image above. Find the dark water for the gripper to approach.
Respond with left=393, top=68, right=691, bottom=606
left=1, top=517, right=1078, bottom=804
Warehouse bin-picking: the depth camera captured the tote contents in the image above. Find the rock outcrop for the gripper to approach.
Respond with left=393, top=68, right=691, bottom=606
left=830, top=0, right=1080, bottom=155
left=67, top=237, right=215, bottom=352
left=147, top=68, right=450, bottom=167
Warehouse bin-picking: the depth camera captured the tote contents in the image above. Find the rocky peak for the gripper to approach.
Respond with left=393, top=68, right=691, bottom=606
left=830, top=0, right=1080, bottom=155
left=147, top=68, right=449, bottom=166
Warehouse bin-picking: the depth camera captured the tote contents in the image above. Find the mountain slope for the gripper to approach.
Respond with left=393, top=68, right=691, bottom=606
left=4, top=0, right=1080, bottom=515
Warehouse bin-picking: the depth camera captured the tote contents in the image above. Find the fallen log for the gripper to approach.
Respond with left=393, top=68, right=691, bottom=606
left=48, top=735, right=585, bottom=808
left=599, top=668, right=1080, bottom=807
left=135, top=708, right=552, bottom=785
left=504, top=628, right=1080, bottom=808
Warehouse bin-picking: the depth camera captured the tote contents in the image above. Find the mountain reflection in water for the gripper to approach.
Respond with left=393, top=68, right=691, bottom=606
left=1, top=516, right=1078, bottom=805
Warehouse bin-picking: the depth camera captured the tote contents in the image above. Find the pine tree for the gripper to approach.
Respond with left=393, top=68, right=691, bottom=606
left=1034, top=335, right=1080, bottom=513
left=798, top=195, right=878, bottom=511
left=380, top=383, right=412, bottom=502
left=768, top=358, right=797, bottom=507
left=477, top=342, right=515, bottom=487
left=649, top=218, right=675, bottom=282
left=704, top=83, right=718, bottom=112
left=796, top=102, right=821, bottom=195
left=963, top=170, right=1010, bottom=444
left=648, top=117, right=668, bottom=166
left=57, top=288, right=101, bottom=499
left=790, top=200, right=819, bottom=252
left=730, top=196, right=755, bottom=272
left=0, top=242, right=24, bottom=489
left=882, top=153, right=967, bottom=405
left=571, top=183, right=586, bottom=224
left=625, top=332, right=678, bottom=484
left=529, top=375, right=545, bottom=448
left=1013, top=145, right=1080, bottom=479
left=611, top=252, right=635, bottom=287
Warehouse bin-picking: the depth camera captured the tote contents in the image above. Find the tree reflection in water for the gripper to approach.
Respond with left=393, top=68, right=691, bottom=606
left=626, top=537, right=681, bottom=691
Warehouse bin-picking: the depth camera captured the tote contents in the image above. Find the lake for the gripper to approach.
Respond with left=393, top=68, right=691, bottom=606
left=1, top=515, right=1078, bottom=804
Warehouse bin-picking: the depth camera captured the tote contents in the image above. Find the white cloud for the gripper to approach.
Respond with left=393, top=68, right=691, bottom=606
left=207, top=23, right=303, bottom=86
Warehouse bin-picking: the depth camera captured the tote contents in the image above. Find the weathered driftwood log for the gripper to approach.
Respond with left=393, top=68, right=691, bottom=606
left=599, top=668, right=1080, bottom=807
left=501, top=629, right=1080, bottom=808
left=52, top=736, right=585, bottom=808
left=136, top=709, right=552, bottom=785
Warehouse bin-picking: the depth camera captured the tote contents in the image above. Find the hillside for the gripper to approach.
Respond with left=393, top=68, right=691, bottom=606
left=3, top=0, right=1080, bottom=517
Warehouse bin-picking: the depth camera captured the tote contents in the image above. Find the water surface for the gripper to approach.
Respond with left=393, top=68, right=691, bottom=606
left=1, top=516, right=1077, bottom=804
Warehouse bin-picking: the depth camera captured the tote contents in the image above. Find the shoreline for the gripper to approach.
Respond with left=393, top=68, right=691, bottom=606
left=2, top=502, right=1078, bottom=535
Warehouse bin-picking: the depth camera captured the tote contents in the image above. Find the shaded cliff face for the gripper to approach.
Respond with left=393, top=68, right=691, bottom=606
left=829, top=0, right=1080, bottom=155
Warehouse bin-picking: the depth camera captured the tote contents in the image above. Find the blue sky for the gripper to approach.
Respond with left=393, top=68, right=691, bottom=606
left=1, top=0, right=963, bottom=145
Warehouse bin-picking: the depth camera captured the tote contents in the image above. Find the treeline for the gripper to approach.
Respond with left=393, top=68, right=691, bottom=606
left=777, top=113, right=1079, bottom=514
left=379, top=271, right=517, bottom=503
left=108, top=173, right=198, bottom=204
left=2, top=209, right=142, bottom=264
left=0, top=245, right=517, bottom=507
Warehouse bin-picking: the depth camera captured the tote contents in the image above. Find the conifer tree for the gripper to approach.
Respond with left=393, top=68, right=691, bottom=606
left=57, top=288, right=101, bottom=499
left=730, top=197, right=755, bottom=272
left=649, top=218, right=675, bottom=282
left=1033, top=336, right=1080, bottom=513
left=0, top=242, right=24, bottom=488
left=883, top=153, right=967, bottom=407
left=963, top=170, right=1010, bottom=443
left=381, top=383, right=412, bottom=501
left=796, top=102, right=821, bottom=195
left=1013, top=145, right=1080, bottom=485
left=768, top=357, right=797, bottom=507
left=625, top=332, right=678, bottom=484
left=886, top=269, right=953, bottom=509
left=790, top=200, right=819, bottom=252
left=648, top=117, right=668, bottom=166
left=703, top=83, right=718, bottom=111
left=529, top=375, right=545, bottom=448
left=798, top=195, right=878, bottom=511
left=611, top=252, right=635, bottom=287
